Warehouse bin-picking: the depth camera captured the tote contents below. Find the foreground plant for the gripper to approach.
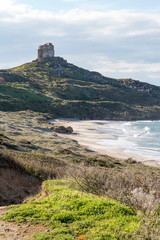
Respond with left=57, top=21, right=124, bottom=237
left=4, top=179, right=141, bottom=240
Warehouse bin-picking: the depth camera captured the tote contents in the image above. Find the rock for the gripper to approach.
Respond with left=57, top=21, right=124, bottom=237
left=54, top=126, right=66, bottom=133
left=54, top=125, right=73, bottom=134
left=0, top=77, right=5, bottom=84
left=19, top=139, right=31, bottom=144
left=66, top=126, right=73, bottom=133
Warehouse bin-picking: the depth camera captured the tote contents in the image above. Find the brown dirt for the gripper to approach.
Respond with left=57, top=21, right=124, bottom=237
left=0, top=168, right=42, bottom=206
left=0, top=206, right=51, bottom=240
left=0, top=168, right=51, bottom=240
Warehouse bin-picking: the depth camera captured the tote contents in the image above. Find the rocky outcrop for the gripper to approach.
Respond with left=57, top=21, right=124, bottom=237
left=54, top=125, right=73, bottom=134
left=0, top=77, right=5, bottom=84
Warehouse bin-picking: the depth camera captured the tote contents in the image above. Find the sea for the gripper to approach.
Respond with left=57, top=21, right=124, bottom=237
left=97, top=120, right=160, bottom=161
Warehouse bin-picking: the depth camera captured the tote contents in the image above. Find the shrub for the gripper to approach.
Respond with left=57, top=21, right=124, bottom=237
left=71, top=165, right=160, bottom=213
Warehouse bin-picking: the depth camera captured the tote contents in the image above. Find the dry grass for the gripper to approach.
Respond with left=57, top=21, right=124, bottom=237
left=71, top=165, right=160, bottom=213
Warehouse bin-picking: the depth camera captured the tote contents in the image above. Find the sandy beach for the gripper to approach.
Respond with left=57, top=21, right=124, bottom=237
left=52, top=119, right=160, bottom=168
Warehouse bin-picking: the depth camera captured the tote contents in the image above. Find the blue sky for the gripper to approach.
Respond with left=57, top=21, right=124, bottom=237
left=21, top=0, right=160, bottom=12
left=1, top=0, right=160, bottom=85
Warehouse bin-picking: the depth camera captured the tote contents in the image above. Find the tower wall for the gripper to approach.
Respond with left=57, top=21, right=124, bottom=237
left=38, top=43, right=55, bottom=61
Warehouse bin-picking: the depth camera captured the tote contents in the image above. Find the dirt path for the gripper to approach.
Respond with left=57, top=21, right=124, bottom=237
left=0, top=206, right=51, bottom=240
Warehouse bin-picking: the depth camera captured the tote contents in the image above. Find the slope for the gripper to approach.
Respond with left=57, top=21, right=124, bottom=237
left=0, top=57, right=160, bottom=120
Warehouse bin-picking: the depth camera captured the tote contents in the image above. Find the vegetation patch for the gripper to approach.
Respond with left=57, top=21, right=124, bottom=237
left=4, top=179, right=141, bottom=240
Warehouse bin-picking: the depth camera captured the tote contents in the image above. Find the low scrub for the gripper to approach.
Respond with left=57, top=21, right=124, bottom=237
left=71, top=165, right=160, bottom=213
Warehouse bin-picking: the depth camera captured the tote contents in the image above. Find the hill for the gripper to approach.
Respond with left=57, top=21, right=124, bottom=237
left=0, top=57, right=160, bottom=120
left=0, top=111, right=159, bottom=239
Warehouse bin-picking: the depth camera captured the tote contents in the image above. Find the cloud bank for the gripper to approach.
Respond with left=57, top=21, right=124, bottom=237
left=1, top=0, right=160, bottom=85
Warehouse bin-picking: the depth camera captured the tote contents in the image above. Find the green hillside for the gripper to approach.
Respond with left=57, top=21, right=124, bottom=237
left=0, top=57, right=160, bottom=120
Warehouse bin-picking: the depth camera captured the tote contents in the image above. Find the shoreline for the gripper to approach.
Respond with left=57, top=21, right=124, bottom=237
left=51, top=119, right=160, bottom=168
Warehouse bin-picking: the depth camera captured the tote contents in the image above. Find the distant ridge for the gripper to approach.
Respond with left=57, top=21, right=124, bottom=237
left=0, top=56, right=160, bottom=120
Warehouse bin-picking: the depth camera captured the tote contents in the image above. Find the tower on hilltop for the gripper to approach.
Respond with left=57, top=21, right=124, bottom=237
left=38, top=43, right=55, bottom=61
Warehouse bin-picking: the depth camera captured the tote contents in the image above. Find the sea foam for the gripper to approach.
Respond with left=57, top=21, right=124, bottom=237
left=97, top=120, right=160, bottom=161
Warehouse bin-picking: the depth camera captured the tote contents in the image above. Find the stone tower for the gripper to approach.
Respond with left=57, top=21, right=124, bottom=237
left=38, top=43, right=55, bottom=61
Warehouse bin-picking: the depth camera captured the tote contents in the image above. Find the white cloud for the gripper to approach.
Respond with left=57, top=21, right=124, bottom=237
left=0, top=0, right=28, bottom=13
left=1, top=0, right=160, bottom=85
left=1, top=0, right=160, bottom=41
left=0, top=0, right=54, bottom=22
left=149, top=74, right=160, bottom=79
left=90, top=56, right=160, bottom=74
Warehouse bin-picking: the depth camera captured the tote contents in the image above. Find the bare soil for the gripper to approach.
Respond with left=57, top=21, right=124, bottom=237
left=0, top=168, right=42, bottom=206
left=0, top=206, right=51, bottom=240
left=0, top=168, right=50, bottom=240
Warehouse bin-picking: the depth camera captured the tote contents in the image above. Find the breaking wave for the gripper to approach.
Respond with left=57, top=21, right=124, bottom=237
left=97, top=120, right=160, bottom=160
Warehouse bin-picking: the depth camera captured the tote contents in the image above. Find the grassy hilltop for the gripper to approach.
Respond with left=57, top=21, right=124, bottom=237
left=0, top=57, right=160, bottom=120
